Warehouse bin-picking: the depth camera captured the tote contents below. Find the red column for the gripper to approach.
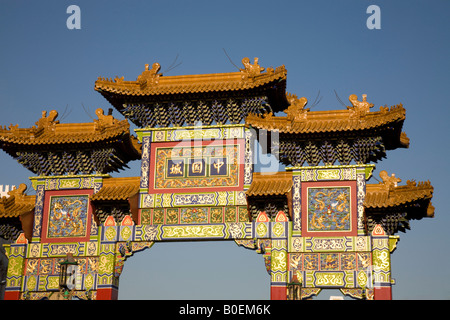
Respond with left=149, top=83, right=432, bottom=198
left=3, top=290, right=21, bottom=300
left=96, top=287, right=118, bottom=300
left=374, top=286, right=392, bottom=300
left=270, top=286, right=287, bottom=300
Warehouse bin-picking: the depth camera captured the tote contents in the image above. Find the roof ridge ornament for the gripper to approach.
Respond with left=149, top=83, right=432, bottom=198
left=347, top=94, right=374, bottom=118
left=94, top=108, right=119, bottom=129
left=137, top=62, right=162, bottom=89
left=36, top=110, right=59, bottom=128
left=379, top=170, right=401, bottom=190
left=4, top=183, right=28, bottom=201
left=285, top=93, right=309, bottom=121
left=114, top=76, right=124, bottom=83
left=240, top=57, right=266, bottom=81
left=32, top=110, right=59, bottom=136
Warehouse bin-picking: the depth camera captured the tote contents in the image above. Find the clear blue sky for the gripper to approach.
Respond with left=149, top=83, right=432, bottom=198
left=0, top=1, right=448, bottom=300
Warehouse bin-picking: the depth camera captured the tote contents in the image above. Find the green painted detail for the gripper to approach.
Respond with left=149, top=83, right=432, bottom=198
left=288, top=164, right=375, bottom=175
left=389, top=236, right=400, bottom=253
left=7, top=256, right=24, bottom=277
left=29, top=174, right=110, bottom=190
left=105, top=227, right=117, bottom=241
left=317, top=169, right=341, bottom=180
left=357, top=270, right=368, bottom=287
left=136, top=123, right=246, bottom=132
left=162, top=225, right=224, bottom=238
left=357, top=165, right=375, bottom=180
left=271, top=250, right=287, bottom=272
left=372, top=249, right=390, bottom=272
left=98, top=254, right=115, bottom=274
left=315, top=272, right=345, bottom=286
left=256, top=223, right=268, bottom=237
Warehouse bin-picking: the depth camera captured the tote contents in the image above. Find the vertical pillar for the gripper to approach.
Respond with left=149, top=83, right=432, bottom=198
left=3, top=234, right=27, bottom=300
left=97, top=243, right=119, bottom=300
left=371, top=224, right=392, bottom=300
left=243, top=127, right=254, bottom=191
left=138, top=133, right=151, bottom=192
left=356, top=168, right=368, bottom=235
left=270, top=239, right=288, bottom=300
left=291, top=171, right=301, bottom=235
left=97, top=285, right=118, bottom=300
left=97, top=220, right=119, bottom=300
left=270, top=285, right=287, bottom=300
left=31, top=184, right=45, bottom=242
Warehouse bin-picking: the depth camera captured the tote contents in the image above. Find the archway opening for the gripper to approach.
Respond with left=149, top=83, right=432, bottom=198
left=118, top=240, right=270, bottom=300
left=313, top=289, right=353, bottom=300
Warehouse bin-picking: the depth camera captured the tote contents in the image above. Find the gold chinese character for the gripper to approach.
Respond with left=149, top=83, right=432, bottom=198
left=170, top=163, right=183, bottom=175
left=191, top=160, right=203, bottom=174
left=213, top=159, right=224, bottom=173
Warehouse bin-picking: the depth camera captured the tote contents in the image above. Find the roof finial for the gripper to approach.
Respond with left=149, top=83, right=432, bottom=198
left=379, top=170, right=401, bottom=189
left=348, top=94, right=374, bottom=116
left=35, top=110, right=59, bottom=130
left=284, top=93, right=309, bottom=121
left=137, top=62, right=161, bottom=89
left=94, top=108, right=118, bottom=128
left=240, top=57, right=265, bottom=81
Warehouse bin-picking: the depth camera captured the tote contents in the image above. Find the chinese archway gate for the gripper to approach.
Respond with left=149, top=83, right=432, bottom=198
left=0, top=58, right=434, bottom=300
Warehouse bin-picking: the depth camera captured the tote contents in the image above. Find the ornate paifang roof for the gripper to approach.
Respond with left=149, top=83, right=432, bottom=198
left=94, top=58, right=289, bottom=128
left=364, top=170, right=434, bottom=217
left=245, top=93, right=410, bottom=149
left=95, top=57, right=287, bottom=98
left=0, top=109, right=140, bottom=148
left=246, top=172, right=292, bottom=197
left=0, top=108, right=141, bottom=175
left=91, top=177, right=140, bottom=202
left=0, top=184, right=35, bottom=219
left=0, top=183, right=35, bottom=241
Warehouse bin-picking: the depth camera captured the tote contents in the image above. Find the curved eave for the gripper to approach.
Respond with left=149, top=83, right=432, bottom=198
left=247, top=105, right=405, bottom=133
left=0, top=195, right=35, bottom=219
left=246, top=172, right=293, bottom=197
left=0, top=130, right=142, bottom=161
left=0, top=121, right=132, bottom=146
left=246, top=105, right=409, bottom=150
left=95, top=70, right=289, bottom=114
left=364, top=182, right=434, bottom=218
left=91, top=177, right=140, bottom=202
left=94, top=69, right=287, bottom=97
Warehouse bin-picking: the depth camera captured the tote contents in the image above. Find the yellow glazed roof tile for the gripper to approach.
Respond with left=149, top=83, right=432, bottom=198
left=0, top=184, right=35, bottom=219
left=94, top=58, right=287, bottom=97
left=246, top=172, right=293, bottom=197
left=91, top=177, right=140, bottom=201
left=246, top=97, right=407, bottom=141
